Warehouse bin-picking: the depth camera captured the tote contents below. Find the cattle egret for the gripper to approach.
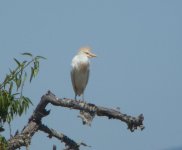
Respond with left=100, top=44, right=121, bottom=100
left=71, top=47, right=96, bottom=100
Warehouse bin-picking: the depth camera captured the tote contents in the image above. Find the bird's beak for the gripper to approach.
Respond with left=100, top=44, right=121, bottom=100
left=89, top=52, right=97, bottom=58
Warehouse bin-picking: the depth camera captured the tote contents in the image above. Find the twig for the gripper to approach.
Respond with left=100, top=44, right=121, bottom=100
left=39, top=124, right=88, bottom=150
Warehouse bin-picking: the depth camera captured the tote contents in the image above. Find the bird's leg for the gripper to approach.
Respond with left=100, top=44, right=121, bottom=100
left=74, top=94, right=77, bottom=100
left=81, top=93, right=84, bottom=101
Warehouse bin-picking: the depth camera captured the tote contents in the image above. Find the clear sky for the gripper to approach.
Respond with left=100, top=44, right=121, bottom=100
left=0, top=1, right=182, bottom=150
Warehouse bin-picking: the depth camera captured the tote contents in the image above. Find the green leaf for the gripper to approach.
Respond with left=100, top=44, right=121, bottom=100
left=7, top=114, right=12, bottom=123
left=22, top=72, right=27, bottom=84
left=34, top=68, right=39, bottom=77
left=33, top=60, right=39, bottom=77
left=21, top=52, right=33, bottom=57
left=23, top=96, right=33, bottom=105
left=20, top=96, right=32, bottom=113
left=30, top=67, right=34, bottom=82
left=8, top=82, right=13, bottom=94
left=34, top=60, right=39, bottom=69
left=13, top=58, right=21, bottom=66
left=18, top=104, right=23, bottom=116
left=12, top=93, right=20, bottom=96
left=36, top=55, right=46, bottom=60
left=22, top=60, right=27, bottom=65
left=12, top=101, right=17, bottom=113
left=16, top=78, right=21, bottom=90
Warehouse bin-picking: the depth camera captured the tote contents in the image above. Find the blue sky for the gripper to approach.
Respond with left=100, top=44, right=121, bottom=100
left=0, top=1, right=182, bottom=150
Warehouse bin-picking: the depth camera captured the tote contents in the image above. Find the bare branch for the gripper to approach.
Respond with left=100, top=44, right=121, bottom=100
left=39, top=124, right=87, bottom=150
left=7, top=121, right=39, bottom=150
left=43, top=91, right=144, bottom=132
left=7, top=91, right=84, bottom=150
left=7, top=90, right=144, bottom=150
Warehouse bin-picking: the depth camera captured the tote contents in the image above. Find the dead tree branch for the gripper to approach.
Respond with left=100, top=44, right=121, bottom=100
left=7, top=91, right=83, bottom=150
left=7, top=90, right=144, bottom=150
left=39, top=124, right=89, bottom=150
left=43, top=91, right=144, bottom=131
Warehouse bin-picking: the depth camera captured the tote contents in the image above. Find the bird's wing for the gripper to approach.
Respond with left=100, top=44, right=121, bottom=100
left=71, top=68, right=77, bottom=94
left=85, top=68, right=90, bottom=87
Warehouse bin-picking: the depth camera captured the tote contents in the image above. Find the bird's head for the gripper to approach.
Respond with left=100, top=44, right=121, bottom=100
left=79, top=47, right=97, bottom=58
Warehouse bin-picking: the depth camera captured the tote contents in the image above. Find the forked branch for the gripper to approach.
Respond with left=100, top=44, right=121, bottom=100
left=43, top=91, right=144, bottom=131
left=7, top=90, right=144, bottom=150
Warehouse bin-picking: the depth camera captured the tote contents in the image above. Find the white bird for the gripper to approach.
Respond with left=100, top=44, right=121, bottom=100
left=71, top=47, right=96, bottom=100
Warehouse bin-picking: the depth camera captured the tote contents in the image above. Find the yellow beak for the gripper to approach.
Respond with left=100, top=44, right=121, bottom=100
left=89, top=52, right=97, bottom=58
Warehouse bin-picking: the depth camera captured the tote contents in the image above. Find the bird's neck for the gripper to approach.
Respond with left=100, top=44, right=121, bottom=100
left=77, top=54, right=89, bottom=62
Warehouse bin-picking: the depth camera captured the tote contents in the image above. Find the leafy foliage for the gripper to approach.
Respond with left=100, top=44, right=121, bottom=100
left=0, top=53, right=46, bottom=129
left=0, top=135, right=7, bottom=150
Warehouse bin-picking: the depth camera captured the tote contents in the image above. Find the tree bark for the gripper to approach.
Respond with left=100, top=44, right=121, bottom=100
left=7, top=91, right=144, bottom=150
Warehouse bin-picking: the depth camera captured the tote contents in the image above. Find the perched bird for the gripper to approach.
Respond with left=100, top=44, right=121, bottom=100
left=71, top=47, right=96, bottom=100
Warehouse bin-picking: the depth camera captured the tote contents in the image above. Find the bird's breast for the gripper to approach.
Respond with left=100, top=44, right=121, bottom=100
left=78, top=62, right=89, bottom=73
left=72, top=55, right=90, bottom=73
